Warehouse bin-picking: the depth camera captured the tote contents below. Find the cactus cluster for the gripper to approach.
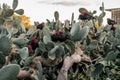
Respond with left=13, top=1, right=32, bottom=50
left=0, top=0, right=120, bottom=80
left=0, top=0, right=24, bottom=25
left=97, top=2, right=106, bottom=26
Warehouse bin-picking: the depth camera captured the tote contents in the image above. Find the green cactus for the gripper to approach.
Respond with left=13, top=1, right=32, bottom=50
left=71, top=12, right=74, bottom=26
left=98, top=17, right=103, bottom=26
left=65, top=40, right=75, bottom=54
left=48, top=45, right=59, bottom=60
left=93, top=10, right=97, bottom=14
left=0, top=4, right=1, bottom=9
left=54, top=11, right=59, bottom=21
left=12, top=38, right=29, bottom=47
left=12, top=0, right=18, bottom=10
left=99, top=12, right=106, bottom=18
left=91, top=63, right=104, bottom=78
left=105, top=51, right=118, bottom=61
left=54, top=11, right=63, bottom=31
left=0, top=9, right=3, bottom=15
left=2, top=3, right=9, bottom=10
left=70, top=23, right=80, bottom=37
left=55, top=45, right=65, bottom=58
left=100, top=2, right=105, bottom=13
left=98, top=12, right=106, bottom=26
left=43, top=36, right=52, bottom=44
left=15, top=9, right=24, bottom=15
left=70, top=23, right=80, bottom=41
left=45, top=42, right=55, bottom=51
left=0, top=64, right=20, bottom=80
left=12, top=16, right=22, bottom=28
left=0, top=0, right=24, bottom=26
left=0, top=36, right=11, bottom=56
left=77, top=26, right=89, bottom=41
left=0, top=18, right=5, bottom=25
left=19, top=47, right=29, bottom=60
left=24, top=56, right=34, bottom=66
left=42, top=27, right=51, bottom=38
left=37, top=61, right=43, bottom=80
left=3, top=9, right=14, bottom=18
left=97, top=2, right=106, bottom=26
left=99, top=32, right=107, bottom=44
left=48, top=45, right=65, bottom=60
left=0, top=52, right=6, bottom=68
left=38, top=41, right=47, bottom=53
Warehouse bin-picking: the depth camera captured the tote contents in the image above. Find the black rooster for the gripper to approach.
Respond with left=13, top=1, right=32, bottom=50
left=58, top=33, right=69, bottom=42
left=107, top=18, right=117, bottom=31
left=51, top=30, right=62, bottom=42
left=51, top=30, right=69, bottom=42
left=28, top=37, right=39, bottom=50
left=51, top=34, right=59, bottom=42
left=78, top=11, right=95, bottom=20
left=36, top=22, right=44, bottom=30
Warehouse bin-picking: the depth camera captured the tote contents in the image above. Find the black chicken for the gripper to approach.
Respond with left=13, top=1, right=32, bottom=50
left=36, top=22, right=44, bottom=30
left=28, top=37, right=39, bottom=50
left=78, top=11, right=95, bottom=20
left=58, top=33, right=69, bottom=42
left=51, top=30, right=69, bottom=42
left=107, top=18, right=117, bottom=31
left=51, top=30, right=62, bottom=42
left=51, top=34, right=59, bottom=42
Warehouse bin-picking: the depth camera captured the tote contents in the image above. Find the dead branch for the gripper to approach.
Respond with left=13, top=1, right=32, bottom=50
left=57, top=54, right=81, bottom=80
left=17, top=68, right=34, bottom=79
left=57, top=47, right=91, bottom=80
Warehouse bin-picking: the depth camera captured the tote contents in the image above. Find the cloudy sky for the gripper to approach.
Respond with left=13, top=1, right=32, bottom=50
left=0, top=0, right=120, bottom=24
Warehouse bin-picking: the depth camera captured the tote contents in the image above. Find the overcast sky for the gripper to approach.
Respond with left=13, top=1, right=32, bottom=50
left=0, top=0, right=120, bottom=24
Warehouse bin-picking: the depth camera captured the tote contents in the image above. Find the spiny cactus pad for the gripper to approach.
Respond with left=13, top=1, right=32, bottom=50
left=0, top=53, right=6, bottom=68
left=37, top=61, right=43, bottom=80
left=15, top=9, right=24, bottom=15
left=0, top=64, right=20, bottom=80
left=0, top=36, right=11, bottom=56
left=12, top=0, right=18, bottom=10
left=54, top=11, right=59, bottom=21
left=3, top=9, right=14, bottom=18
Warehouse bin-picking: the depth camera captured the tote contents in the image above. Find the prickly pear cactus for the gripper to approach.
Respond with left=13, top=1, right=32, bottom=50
left=24, top=56, right=34, bottom=66
left=100, top=2, right=105, bottom=12
left=92, top=10, right=97, bottom=14
left=98, top=2, right=106, bottom=26
left=3, top=9, right=14, bottom=18
left=54, top=11, right=63, bottom=30
left=0, top=36, right=11, bottom=56
left=0, top=52, right=6, bottom=68
left=13, top=0, right=24, bottom=15
left=37, top=61, right=43, bottom=80
left=12, top=0, right=18, bottom=10
left=0, top=18, right=4, bottom=25
left=0, top=0, right=24, bottom=26
left=0, top=64, right=20, bottom=80
left=15, top=9, right=24, bottom=15
left=54, top=11, right=59, bottom=21
left=71, top=13, right=74, bottom=25
left=2, top=3, right=9, bottom=10
left=0, top=0, right=119, bottom=80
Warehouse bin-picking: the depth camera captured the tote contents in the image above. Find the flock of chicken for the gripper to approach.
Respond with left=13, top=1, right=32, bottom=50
left=28, top=10, right=117, bottom=51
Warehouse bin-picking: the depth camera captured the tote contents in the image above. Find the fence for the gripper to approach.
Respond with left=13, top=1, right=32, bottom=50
left=106, top=8, right=120, bottom=24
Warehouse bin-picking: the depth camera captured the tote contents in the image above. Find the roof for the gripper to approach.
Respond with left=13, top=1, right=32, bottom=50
left=105, top=8, right=120, bottom=12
